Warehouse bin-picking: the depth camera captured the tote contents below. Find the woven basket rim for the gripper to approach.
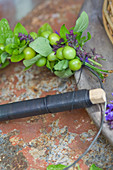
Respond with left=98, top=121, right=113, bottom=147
left=102, top=0, right=113, bottom=44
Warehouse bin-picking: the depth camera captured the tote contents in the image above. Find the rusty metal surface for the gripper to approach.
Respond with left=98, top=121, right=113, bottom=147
left=0, top=0, right=113, bottom=169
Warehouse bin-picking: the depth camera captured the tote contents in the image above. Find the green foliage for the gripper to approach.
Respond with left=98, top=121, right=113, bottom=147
left=60, top=24, right=69, bottom=42
left=0, top=18, right=13, bottom=44
left=90, top=164, right=103, bottom=170
left=23, top=54, right=41, bottom=67
left=73, top=11, right=89, bottom=32
left=47, top=164, right=67, bottom=170
left=5, top=44, right=13, bottom=54
left=29, top=37, right=52, bottom=57
left=46, top=60, right=52, bottom=71
left=74, top=31, right=91, bottom=47
left=11, top=53, right=25, bottom=62
left=79, top=32, right=91, bottom=47
left=1, top=52, right=9, bottom=63
left=54, top=68, right=73, bottom=78
left=37, top=23, right=53, bottom=36
left=14, top=22, right=28, bottom=36
left=47, top=164, right=103, bottom=170
left=19, top=44, right=27, bottom=54
left=54, top=60, right=68, bottom=71
left=0, top=60, right=10, bottom=69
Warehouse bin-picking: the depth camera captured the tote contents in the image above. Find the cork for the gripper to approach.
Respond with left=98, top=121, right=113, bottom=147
left=89, top=88, right=106, bottom=104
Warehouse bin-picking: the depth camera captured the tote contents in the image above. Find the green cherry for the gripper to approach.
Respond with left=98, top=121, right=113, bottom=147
left=40, top=31, right=52, bottom=39
left=48, top=33, right=60, bottom=45
left=36, top=57, right=46, bottom=67
left=63, top=46, right=76, bottom=60
left=56, top=47, right=64, bottom=60
left=23, top=47, right=36, bottom=60
left=47, top=51, right=57, bottom=61
left=69, top=58, right=82, bottom=71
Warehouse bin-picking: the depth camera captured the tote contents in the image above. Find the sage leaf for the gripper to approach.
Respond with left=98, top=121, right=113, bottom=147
left=74, top=11, right=89, bottom=32
left=37, top=23, right=53, bottom=36
left=29, top=37, right=52, bottom=57
left=5, top=44, right=13, bottom=54
left=0, top=60, right=10, bottom=69
left=11, top=53, right=25, bottom=62
left=6, top=38, right=12, bottom=45
left=54, top=60, right=68, bottom=71
left=46, top=60, right=52, bottom=70
left=54, top=68, right=73, bottom=78
left=24, top=65, right=33, bottom=71
left=0, top=18, right=13, bottom=44
left=1, top=52, right=9, bottom=63
left=60, top=24, right=69, bottom=41
left=19, top=44, right=27, bottom=54
left=14, top=22, right=28, bottom=36
left=23, top=54, right=41, bottom=67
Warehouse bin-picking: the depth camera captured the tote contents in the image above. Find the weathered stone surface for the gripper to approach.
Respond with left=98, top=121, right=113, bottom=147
left=75, top=0, right=113, bottom=145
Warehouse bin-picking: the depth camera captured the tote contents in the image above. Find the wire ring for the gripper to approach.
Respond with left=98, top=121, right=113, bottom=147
left=63, top=65, right=107, bottom=170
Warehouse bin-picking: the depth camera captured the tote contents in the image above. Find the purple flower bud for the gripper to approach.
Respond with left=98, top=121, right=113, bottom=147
left=18, top=33, right=23, bottom=37
left=55, top=31, right=60, bottom=35
left=106, top=111, right=113, bottom=121
left=69, top=29, right=74, bottom=35
left=18, top=33, right=34, bottom=43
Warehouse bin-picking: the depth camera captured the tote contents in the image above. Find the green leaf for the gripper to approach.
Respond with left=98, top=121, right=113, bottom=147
left=11, top=53, right=25, bottom=62
left=90, top=164, right=103, bottom=170
left=19, top=44, right=27, bottom=54
left=29, top=32, right=38, bottom=39
left=74, top=11, right=89, bottom=32
left=29, top=37, right=52, bottom=57
left=47, top=164, right=67, bottom=170
left=12, top=49, right=19, bottom=55
left=24, top=65, right=33, bottom=71
left=20, top=40, right=26, bottom=47
left=1, top=52, right=9, bottom=63
left=5, top=44, right=13, bottom=54
left=0, top=18, right=13, bottom=44
left=12, top=36, right=20, bottom=46
left=14, top=22, right=28, bottom=36
left=76, top=32, right=91, bottom=47
left=60, top=24, right=69, bottom=41
left=0, top=60, right=10, bottom=69
left=54, top=68, right=73, bottom=78
left=54, top=60, right=68, bottom=71
left=23, top=54, right=41, bottom=67
left=37, top=23, right=53, bottom=36
left=84, top=32, right=91, bottom=42
left=6, top=36, right=20, bottom=47
left=75, top=32, right=82, bottom=44
left=46, top=60, right=52, bottom=70
left=6, top=38, right=13, bottom=45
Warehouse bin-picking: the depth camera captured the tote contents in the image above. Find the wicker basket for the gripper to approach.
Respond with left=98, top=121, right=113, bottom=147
left=103, top=0, right=113, bottom=44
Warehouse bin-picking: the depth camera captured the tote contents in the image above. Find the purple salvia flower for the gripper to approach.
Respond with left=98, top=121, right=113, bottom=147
left=18, top=33, right=23, bottom=37
left=105, top=111, right=113, bottom=121
left=18, top=33, right=34, bottom=43
left=105, top=94, right=113, bottom=129
left=52, top=38, right=65, bottom=54
left=55, top=31, right=60, bottom=35
left=69, top=29, right=74, bottom=36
